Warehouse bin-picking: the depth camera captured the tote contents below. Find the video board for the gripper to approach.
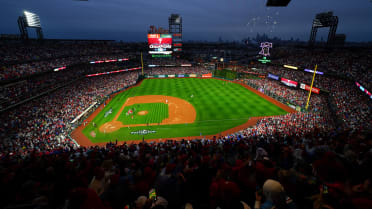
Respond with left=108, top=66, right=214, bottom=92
left=148, top=34, right=172, bottom=55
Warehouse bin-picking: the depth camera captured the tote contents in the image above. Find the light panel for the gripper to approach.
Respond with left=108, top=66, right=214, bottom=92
left=24, top=11, right=41, bottom=27
left=283, top=65, right=298, bottom=70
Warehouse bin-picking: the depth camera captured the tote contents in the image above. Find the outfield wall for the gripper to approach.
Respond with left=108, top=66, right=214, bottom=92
left=145, top=73, right=212, bottom=78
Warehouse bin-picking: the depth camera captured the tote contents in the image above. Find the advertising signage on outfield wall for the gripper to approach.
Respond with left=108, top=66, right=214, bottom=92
left=145, top=74, right=212, bottom=78
left=281, top=78, right=298, bottom=87
left=268, top=73, right=279, bottom=80
left=202, top=73, right=212, bottom=78
left=300, top=83, right=320, bottom=94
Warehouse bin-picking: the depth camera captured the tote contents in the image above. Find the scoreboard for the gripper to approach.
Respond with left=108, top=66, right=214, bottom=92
left=148, top=34, right=173, bottom=56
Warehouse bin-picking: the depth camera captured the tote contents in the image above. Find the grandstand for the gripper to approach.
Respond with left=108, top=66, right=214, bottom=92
left=0, top=1, right=371, bottom=209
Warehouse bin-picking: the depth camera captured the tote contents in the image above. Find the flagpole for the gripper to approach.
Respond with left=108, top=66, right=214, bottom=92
left=141, top=52, right=144, bottom=76
left=306, top=65, right=317, bottom=110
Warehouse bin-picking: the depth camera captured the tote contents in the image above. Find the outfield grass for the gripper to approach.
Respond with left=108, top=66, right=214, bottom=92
left=82, top=78, right=288, bottom=142
left=117, top=103, right=168, bottom=125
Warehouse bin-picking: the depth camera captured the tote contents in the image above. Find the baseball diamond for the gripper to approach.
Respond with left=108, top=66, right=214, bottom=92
left=72, top=78, right=295, bottom=145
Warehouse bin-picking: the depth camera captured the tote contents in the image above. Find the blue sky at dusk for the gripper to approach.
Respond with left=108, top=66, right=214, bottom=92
left=1, top=0, right=371, bottom=42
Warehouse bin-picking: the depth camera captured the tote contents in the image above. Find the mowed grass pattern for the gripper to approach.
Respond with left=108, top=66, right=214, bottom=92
left=82, top=78, right=288, bottom=142
left=117, top=103, right=168, bottom=125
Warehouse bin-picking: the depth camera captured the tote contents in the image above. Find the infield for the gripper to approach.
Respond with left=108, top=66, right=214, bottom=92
left=76, top=78, right=293, bottom=144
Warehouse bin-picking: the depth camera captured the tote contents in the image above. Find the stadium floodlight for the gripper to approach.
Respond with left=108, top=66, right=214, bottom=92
left=283, top=65, right=298, bottom=70
left=24, top=11, right=41, bottom=28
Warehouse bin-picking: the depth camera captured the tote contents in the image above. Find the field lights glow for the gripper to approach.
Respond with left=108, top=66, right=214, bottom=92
left=24, top=11, right=41, bottom=27
left=283, top=65, right=298, bottom=70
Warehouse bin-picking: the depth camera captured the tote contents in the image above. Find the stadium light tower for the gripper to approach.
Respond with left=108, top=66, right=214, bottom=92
left=309, top=12, right=338, bottom=47
left=169, top=14, right=182, bottom=55
left=18, top=10, right=44, bottom=40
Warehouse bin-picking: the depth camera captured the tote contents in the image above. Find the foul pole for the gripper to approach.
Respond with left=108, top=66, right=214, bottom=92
left=141, top=52, right=144, bottom=76
left=306, top=64, right=317, bottom=110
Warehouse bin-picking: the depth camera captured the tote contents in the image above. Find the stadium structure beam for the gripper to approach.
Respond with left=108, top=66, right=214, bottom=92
left=168, top=14, right=182, bottom=55
left=309, top=12, right=338, bottom=47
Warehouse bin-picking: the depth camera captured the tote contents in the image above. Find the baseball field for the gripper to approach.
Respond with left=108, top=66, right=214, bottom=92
left=73, top=78, right=294, bottom=145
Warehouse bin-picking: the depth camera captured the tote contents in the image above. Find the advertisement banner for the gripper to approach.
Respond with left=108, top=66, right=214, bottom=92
left=168, top=75, right=175, bottom=78
left=268, top=73, right=279, bottom=80
left=304, top=69, right=324, bottom=75
left=189, top=74, right=197, bottom=77
left=202, top=73, right=212, bottom=78
left=281, top=78, right=298, bottom=87
left=178, top=74, right=185, bottom=77
left=158, top=75, right=166, bottom=78
left=300, top=83, right=320, bottom=94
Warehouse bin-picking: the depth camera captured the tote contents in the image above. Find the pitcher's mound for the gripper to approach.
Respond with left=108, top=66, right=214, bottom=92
left=138, top=110, right=148, bottom=116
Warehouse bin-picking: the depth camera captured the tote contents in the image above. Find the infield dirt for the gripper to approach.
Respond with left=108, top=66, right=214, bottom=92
left=99, top=95, right=196, bottom=133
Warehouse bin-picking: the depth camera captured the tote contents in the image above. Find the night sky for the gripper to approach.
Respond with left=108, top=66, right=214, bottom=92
left=1, top=0, right=371, bottom=42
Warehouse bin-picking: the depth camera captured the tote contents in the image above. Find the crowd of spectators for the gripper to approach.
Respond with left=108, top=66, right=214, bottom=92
left=0, top=44, right=371, bottom=209
left=148, top=67, right=210, bottom=75
left=243, top=78, right=334, bottom=137
left=248, top=64, right=372, bottom=132
left=0, top=130, right=371, bottom=209
left=273, top=48, right=372, bottom=90
left=0, top=42, right=124, bottom=63
left=0, top=54, right=132, bottom=81
left=0, top=71, right=139, bottom=153
left=244, top=78, right=324, bottom=111
left=0, top=62, right=140, bottom=110
left=146, top=58, right=192, bottom=66
left=0, top=65, right=211, bottom=154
